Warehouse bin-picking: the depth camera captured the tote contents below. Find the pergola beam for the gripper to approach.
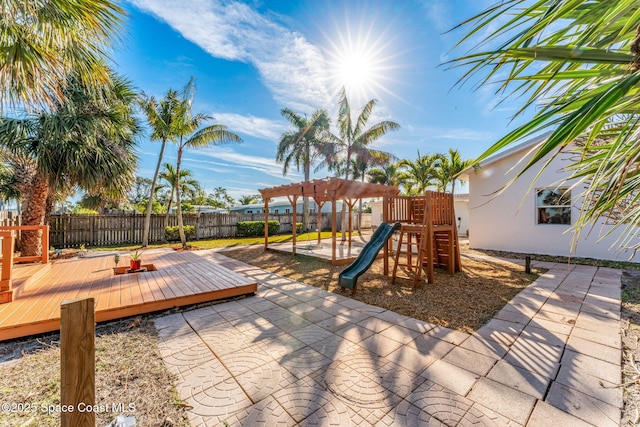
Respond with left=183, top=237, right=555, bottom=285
left=258, top=177, right=399, bottom=263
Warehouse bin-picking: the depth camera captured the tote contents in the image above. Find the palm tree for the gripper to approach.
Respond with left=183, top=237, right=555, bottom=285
left=451, top=0, right=640, bottom=251
left=207, top=187, right=235, bottom=209
left=159, top=163, right=199, bottom=220
left=172, top=78, right=242, bottom=248
left=1, top=0, right=125, bottom=110
left=276, top=108, right=331, bottom=229
left=138, top=87, right=183, bottom=247
left=0, top=70, right=139, bottom=255
left=367, top=162, right=405, bottom=187
left=400, top=152, right=441, bottom=195
left=333, top=87, right=400, bottom=181
left=433, top=149, right=472, bottom=194
left=238, top=195, right=259, bottom=205
left=332, top=86, right=400, bottom=238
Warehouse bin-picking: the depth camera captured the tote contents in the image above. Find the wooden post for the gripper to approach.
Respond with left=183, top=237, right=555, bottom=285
left=0, top=232, right=14, bottom=303
left=60, top=298, right=95, bottom=427
left=347, top=198, right=353, bottom=249
left=316, top=201, right=324, bottom=244
left=288, top=195, right=298, bottom=255
left=263, top=199, right=269, bottom=250
left=525, top=256, right=531, bottom=274
left=42, top=225, right=49, bottom=264
left=331, top=197, right=337, bottom=264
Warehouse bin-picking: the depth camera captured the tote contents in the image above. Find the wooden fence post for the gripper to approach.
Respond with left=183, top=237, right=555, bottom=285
left=60, top=298, right=95, bottom=427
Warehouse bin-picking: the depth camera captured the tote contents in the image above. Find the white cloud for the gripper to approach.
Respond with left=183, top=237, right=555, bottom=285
left=212, top=112, right=287, bottom=141
left=420, top=0, right=452, bottom=33
left=433, top=128, right=494, bottom=141
left=186, top=146, right=300, bottom=181
left=130, top=0, right=332, bottom=111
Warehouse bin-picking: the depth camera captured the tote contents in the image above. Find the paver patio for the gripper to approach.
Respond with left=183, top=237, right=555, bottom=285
left=155, top=252, right=623, bottom=426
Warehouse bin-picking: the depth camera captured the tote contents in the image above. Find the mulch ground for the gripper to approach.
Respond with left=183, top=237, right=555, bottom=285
left=621, top=271, right=640, bottom=426
left=221, top=246, right=544, bottom=333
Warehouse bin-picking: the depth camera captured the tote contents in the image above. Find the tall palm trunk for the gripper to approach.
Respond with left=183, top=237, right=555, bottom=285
left=175, top=146, right=187, bottom=248
left=340, top=151, right=352, bottom=241
left=142, top=139, right=168, bottom=247
left=164, top=186, right=175, bottom=225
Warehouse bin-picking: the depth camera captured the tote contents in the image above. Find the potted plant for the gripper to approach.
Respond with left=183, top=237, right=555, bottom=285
left=129, top=250, right=142, bottom=270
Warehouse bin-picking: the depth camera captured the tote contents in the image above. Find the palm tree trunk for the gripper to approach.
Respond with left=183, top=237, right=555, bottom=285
left=340, top=152, right=351, bottom=241
left=175, top=147, right=187, bottom=249
left=44, top=190, right=54, bottom=226
left=21, top=172, right=49, bottom=257
left=143, top=139, right=168, bottom=247
left=164, top=186, right=175, bottom=225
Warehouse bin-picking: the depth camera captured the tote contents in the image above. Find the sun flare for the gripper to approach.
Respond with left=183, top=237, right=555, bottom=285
left=324, top=21, right=397, bottom=103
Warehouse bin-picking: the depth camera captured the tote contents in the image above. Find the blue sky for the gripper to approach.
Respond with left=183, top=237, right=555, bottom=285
left=112, top=0, right=531, bottom=201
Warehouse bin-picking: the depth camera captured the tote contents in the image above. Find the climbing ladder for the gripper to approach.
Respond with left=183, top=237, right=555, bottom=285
left=384, top=191, right=461, bottom=287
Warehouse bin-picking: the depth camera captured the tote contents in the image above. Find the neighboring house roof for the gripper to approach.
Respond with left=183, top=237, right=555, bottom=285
left=229, top=204, right=264, bottom=211
left=459, top=131, right=552, bottom=178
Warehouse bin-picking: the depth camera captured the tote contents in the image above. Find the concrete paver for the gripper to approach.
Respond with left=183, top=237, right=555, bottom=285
left=467, top=378, right=536, bottom=425
left=155, top=254, right=623, bottom=426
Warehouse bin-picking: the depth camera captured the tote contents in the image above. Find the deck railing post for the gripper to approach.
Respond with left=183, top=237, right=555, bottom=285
left=60, top=297, right=95, bottom=427
left=0, top=232, right=14, bottom=303
left=42, top=225, right=49, bottom=264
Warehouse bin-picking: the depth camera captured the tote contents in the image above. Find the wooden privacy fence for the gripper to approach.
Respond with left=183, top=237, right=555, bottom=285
left=48, top=212, right=372, bottom=248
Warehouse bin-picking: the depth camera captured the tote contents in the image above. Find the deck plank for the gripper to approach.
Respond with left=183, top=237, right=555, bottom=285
left=0, top=249, right=256, bottom=341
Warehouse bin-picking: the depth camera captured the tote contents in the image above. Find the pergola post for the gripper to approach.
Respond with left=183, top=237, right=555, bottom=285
left=346, top=198, right=352, bottom=249
left=263, top=198, right=269, bottom=251
left=315, top=199, right=325, bottom=244
left=288, top=195, right=298, bottom=255
left=383, top=196, right=389, bottom=275
left=331, top=196, right=337, bottom=264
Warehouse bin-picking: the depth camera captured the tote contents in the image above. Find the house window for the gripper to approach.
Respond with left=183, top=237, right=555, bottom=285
left=536, top=188, right=571, bottom=225
left=285, top=208, right=290, bottom=214
left=274, top=209, right=279, bottom=213
left=247, top=210, right=253, bottom=214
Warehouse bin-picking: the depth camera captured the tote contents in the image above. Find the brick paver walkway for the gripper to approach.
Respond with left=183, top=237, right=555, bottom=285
left=154, top=253, right=622, bottom=426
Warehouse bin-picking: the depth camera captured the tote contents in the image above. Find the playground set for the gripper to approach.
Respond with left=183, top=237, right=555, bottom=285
left=339, top=191, right=462, bottom=291
left=258, top=178, right=461, bottom=292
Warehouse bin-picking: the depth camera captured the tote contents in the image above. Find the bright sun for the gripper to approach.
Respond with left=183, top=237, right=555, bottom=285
left=325, top=23, right=396, bottom=102
left=335, top=51, right=376, bottom=93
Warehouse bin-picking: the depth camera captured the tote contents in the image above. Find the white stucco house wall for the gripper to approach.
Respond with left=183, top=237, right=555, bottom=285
left=459, top=132, right=638, bottom=261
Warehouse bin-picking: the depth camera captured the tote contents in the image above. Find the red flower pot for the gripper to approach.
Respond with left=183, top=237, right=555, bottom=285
left=130, top=260, right=142, bottom=270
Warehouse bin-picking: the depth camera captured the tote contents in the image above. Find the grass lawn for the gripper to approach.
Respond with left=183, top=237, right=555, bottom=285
left=92, top=231, right=342, bottom=251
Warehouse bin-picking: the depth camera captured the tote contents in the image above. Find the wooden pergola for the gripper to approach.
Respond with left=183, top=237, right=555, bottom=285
left=258, top=177, right=400, bottom=265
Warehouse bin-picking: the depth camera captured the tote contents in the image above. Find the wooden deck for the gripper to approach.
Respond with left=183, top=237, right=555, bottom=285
left=0, top=249, right=257, bottom=341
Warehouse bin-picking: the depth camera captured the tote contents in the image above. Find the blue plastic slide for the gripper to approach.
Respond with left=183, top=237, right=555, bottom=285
left=338, top=222, right=401, bottom=291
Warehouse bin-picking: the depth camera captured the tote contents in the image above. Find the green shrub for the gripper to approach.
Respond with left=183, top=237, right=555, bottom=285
left=165, top=225, right=195, bottom=241
left=237, top=220, right=280, bottom=236
left=295, top=222, right=303, bottom=233
left=71, top=207, right=98, bottom=215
